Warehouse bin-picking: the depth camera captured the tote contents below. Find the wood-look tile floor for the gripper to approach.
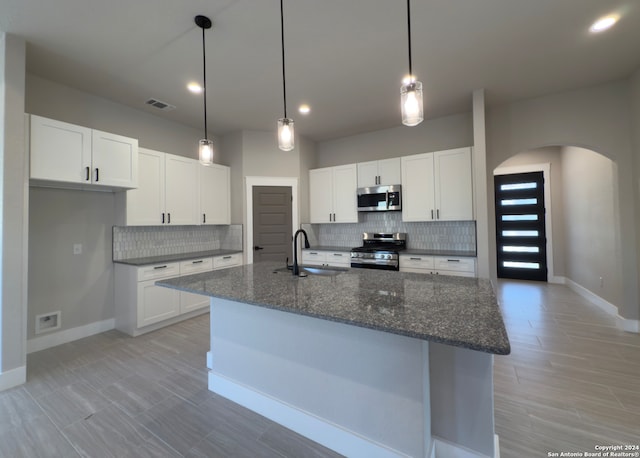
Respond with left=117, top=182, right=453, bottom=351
left=495, top=280, right=640, bottom=457
left=1, top=280, right=638, bottom=457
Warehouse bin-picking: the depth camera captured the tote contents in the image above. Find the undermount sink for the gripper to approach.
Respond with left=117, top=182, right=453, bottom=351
left=272, top=266, right=347, bottom=277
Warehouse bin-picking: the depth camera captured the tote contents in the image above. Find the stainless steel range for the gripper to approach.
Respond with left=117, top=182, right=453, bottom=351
left=350, top=232, right=406, bottom=271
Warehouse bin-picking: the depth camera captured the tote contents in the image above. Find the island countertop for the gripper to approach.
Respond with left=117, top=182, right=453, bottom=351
left=156, top=261, right=510, bottom=355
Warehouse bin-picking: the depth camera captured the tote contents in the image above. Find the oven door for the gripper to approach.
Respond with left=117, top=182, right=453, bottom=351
left=350, top=253, right=399, bottom=271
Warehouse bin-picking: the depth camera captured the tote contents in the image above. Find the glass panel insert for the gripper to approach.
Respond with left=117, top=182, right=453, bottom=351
left=502, top=214, right=538, bottom=221
left=503, top=261, right=540, bottom=269
left=500, top=182, right=537, bottom=191
left=503, top=246, right=540, bottom=253
left=501, top=198, right=537, bottom=206
left=502, top=230, right=539, bottom=237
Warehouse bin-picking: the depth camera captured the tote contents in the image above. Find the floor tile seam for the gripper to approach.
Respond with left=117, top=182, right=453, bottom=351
left=547, top=360, right=640, bottom=381
left=563, top=331, right=640, bottom=346
left=100, top=378, right=176, bottom=420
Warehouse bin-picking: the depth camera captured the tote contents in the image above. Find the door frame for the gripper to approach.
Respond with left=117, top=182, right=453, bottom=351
left=493, top=163, right=558, bottom=283
left=245, top=176, right=298, bottom=265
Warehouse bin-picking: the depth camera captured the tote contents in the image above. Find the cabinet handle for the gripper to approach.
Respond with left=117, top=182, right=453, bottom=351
left=437, top=209, right=440, bottom=219
left=192, top=260, right=204, bottom=264
left=95, top=168, right=99, bottom=182
left=167, top=213, right=171, bottom=224
left=203, top=213, right=206, bottom=224
left=446, top=259, right=460, bottom=262
left=310, top=252, right=318, bottom=255
left=333, top=253, right=343, bottom=257
left=162, top=213, right=165, bottom=224
left=154, top=265, right=168, bottom=270
left=410, top=257, right=422, bottom=260
left=431, top=209, right=434, bottom=219
left=222, top=256, right=232, bottom=260
left=85, top=166, right=90, bottom=181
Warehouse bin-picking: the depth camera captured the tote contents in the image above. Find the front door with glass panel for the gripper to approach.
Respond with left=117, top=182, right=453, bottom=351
left=494, top=171, right=547, bottom=281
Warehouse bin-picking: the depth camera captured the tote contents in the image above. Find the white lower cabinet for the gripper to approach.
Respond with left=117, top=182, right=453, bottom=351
left=399, top=254, right=476, bottom=277
left=115, top=253, right=242, bottom=336
left=301, top=250, right=351, bottom=268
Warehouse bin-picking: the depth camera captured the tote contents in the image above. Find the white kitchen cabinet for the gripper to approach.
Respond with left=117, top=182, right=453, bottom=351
left=115, top=252, right=242, bottom=336
left=179, top=258, right=214, bottom=313
left=399, top=254, right=476, bottom=277
left=118, top=149, right=224, bottom=226
left=165, top=155, right=199, bottom=225
left=309, top=164, right=358, bottom=223
left=357, top=158, right=401, bottom=187
left=302, top=250, right=351, bottom=267
left=199, top=163, right=230, bottom=225
left=401, top=147, right=473, bottom=222
left=30, top=114, right=138, bottom=190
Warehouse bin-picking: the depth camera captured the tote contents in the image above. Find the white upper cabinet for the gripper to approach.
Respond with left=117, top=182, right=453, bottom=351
left=165, top=155, right=199, bottom=225
left=30, top=114, right=138, bottom=190
left=402, top=147, right=473, bottom=222
left=124, top=148, right=166, bottom=225
left=357, top=158, right=401, bottom=187
left=199, top=163, right=230, bottom=225
left=309, top=164, right=358, bottom=224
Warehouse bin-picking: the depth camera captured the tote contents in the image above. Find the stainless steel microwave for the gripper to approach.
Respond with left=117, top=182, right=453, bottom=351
left=357, top=185, right=402, bottom=212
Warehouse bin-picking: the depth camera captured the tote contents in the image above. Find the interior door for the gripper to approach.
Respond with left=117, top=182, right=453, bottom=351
left=252, top=186, right=293, bottom=264
left=494, top=171, right=547, bottom=281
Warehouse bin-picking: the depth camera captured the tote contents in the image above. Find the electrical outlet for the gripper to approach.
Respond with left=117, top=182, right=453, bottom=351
left=73, top=244, right=82, bottom=255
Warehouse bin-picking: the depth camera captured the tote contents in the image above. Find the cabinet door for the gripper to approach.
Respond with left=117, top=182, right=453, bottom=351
left=401, top=153, right=435, bottom=222
left=179, top=258, right=214, bottom=313
left=309, top=167, right=333, bottom=223
left=137, top=280, right=180, bottom=328
left=91, top=130, right=138, bottom=188
left=357, top=161, right=379, bottom=187
left=30, top=115, right=92, bottom=184
left=332, top=164, right=358, bottom=223
left=377, top=158, right=401, bottom=185
left=165, top=154, right=199, bottom=225
left=125, top=148, right=165, bottom=225
left=434, top=148, right=473, bottom=221
left=199, top=163, right=230, bottom=225
left=325, top=251, right=350, bottom=267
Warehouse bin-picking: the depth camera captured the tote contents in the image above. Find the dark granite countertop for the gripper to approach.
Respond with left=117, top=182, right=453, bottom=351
left=402, top=249, right=477, bottom=257
left=113, top=250, right=242, bottom=266
left=157, top=261, right=510, bottom=355
left=303, top=246, right=353, bottom=252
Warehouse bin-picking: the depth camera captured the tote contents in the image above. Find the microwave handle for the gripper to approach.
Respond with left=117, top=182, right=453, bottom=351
left=386, top=190, right=390, bottom=209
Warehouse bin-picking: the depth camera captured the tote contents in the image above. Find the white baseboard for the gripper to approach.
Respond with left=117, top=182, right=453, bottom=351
left=431, top=435, right=498, bottom=458
left=0, top=365, right=26, bottom=392
left=209, top=371, right=413, bottom=458
left=27, top=318, right=115, bottom=354
left=621, top=318, right=640, bottom=333
left=548, top=275, right=566, bottom=284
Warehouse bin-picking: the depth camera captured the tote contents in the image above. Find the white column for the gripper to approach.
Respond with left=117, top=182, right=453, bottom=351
left=473, top=89, right=490, bottom=280
left=0, top=33, right=28, bottom=391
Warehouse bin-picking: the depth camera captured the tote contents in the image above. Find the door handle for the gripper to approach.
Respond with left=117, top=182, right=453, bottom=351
left=254, top=246, right=264, bottom=251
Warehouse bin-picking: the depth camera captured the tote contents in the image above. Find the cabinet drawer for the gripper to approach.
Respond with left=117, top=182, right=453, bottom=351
left=434, top=257, right=475, bottom=273
left=400, top=255, right=435, bottom=270
left=137, top=262, right=180, bottom=281
left=213, top=253, right=242, bottom=270
left=180, top=258, right=213, bottom=275
left=326, top=251, right=350, bottom=266
left=302, top=251, right=326, bottom=264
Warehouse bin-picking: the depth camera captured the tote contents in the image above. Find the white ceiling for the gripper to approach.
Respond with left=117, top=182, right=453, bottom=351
left=1, top=0, right=639, bottom=142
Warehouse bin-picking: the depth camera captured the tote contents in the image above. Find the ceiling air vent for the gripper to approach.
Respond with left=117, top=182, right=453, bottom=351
left=145, top=98, right=176, bottom=111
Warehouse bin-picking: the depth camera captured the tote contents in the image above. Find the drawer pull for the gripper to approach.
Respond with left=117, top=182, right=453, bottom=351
left=333, top=253, right=343, bottom=257
left=446, top=259, right=461, bottom=262
left=410, top=257, right=422, bottom=261
left=309, top=252, right=318, bottom=255
left=222, top=256, right=232, bottom=260
left=154, top=265, right=168, bottom=270
left=192, top=260, right=204, bottom=264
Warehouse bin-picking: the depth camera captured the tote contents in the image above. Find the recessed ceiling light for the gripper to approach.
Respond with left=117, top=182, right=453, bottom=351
left=187, top=82, right=203, bottom=94
left=299, top=104, right=311, bottom=114
left=589, top=15, right=618, bottom=33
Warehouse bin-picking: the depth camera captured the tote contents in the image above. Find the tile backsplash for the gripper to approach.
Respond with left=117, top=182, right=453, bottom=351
left=302, top=212, right=476, bottom=252
left=113, top=225, right=243, bottom=260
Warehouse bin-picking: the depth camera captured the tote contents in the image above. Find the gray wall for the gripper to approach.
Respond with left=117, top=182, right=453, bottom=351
left=486, top=79, right=639, bottom=321
left=316, top=112, right=473, bottom=168
left=497, top=147, right=566, bottom=278
left=0, top=33, right=27, bottom=381
left=561, top=146, right=621, bottom=307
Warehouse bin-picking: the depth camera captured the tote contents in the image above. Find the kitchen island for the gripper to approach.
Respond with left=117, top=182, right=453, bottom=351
left=157, top=262, right=510, bottom=458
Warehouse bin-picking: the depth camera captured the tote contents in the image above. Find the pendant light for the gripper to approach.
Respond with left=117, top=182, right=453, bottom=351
left=401, top=0, right=424, bottom=127
left=277, top=0, right=295, bottom=151
left=195, top=15, right=214, bottom=165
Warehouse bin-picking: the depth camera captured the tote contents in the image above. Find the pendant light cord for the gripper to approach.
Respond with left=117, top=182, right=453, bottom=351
left=202, top=25, right=208, bottom=140
left=280, top=0, right=288, bottom=119
left=407, top=0, right=413, bottom=79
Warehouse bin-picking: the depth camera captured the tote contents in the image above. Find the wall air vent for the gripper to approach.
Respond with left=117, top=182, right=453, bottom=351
left=145, top=98, right=176, bottom=111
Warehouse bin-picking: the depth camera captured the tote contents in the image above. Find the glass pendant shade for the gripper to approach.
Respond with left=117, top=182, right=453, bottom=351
left=199, top=138, right=214, bottom=166
left=277, top=118, right=295, bottom=151
left=401, top=80, right=424, bottom=126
